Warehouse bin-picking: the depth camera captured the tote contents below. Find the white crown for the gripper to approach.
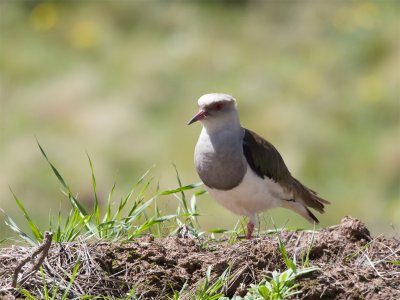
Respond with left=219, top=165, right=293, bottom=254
left=197, top=93, right=236, bottom=107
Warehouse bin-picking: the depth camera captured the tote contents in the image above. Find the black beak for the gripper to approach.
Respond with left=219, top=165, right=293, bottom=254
left=187, top=110, right=206, bottom=125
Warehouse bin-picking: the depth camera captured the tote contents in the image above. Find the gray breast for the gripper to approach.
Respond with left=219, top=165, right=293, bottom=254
left=194, top=130, right=246, bottom=190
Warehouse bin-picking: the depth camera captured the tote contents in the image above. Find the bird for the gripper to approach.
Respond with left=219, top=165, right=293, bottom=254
left=188, top=93, right=329, bottom=239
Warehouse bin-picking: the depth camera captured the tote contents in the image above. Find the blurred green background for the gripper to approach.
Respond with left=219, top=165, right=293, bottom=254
left=1, top=0, right=399, bottom=240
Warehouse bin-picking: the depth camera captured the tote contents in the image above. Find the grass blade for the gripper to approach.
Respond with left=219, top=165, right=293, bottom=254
left=9, top=188, right=43, bottom=243
left=87, top=153, right=100, bottom=226
left=61, top=256, right=81, bottom=300
left=159, top=182, right=203, bottom=195
left=36, top=139, right=69, bottom=190
left=1, top=208, right=37, bottom=245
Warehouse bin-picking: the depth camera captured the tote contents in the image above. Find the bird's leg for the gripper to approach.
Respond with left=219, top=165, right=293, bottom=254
left=246, top=221, right=255, bottom=239
left=246, top=215, right=257, bottom=239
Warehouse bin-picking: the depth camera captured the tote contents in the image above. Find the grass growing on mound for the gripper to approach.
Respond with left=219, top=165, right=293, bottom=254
left=1, top=144, right=321, bottom=299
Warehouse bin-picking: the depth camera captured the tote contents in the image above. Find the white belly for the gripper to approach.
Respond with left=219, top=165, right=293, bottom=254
left=206, top=166, right=291, bottom=218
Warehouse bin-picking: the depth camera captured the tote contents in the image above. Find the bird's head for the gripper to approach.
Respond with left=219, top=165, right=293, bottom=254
left=187, top=93, right=238, bottom=128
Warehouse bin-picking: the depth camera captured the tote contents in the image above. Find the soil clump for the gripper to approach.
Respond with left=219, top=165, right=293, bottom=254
left=0, top=217, right=399, bottom=299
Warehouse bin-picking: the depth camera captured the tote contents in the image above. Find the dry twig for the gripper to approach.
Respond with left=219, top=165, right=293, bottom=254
left=11, top=231, right=53, bottom=288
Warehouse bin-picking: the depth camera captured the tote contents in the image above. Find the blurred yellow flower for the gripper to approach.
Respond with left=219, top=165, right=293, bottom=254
left=30, top=3, right=58, bottom=31
left=353, top=3, right=379, bottom=30
left=332, top=2, right=379, bottom=33
left=69, top=21, right=98, bottom=49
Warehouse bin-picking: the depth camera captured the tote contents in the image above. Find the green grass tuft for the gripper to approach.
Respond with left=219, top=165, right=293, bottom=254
left=3, top=143, right=205, bottom=245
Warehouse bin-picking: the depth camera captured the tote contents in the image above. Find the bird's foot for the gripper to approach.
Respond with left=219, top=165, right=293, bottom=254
left=246, top=222, right=255, bottom=240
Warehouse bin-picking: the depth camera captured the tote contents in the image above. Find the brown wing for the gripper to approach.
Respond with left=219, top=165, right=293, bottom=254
left=242, top=128, right=330, bottom=220
left=242, top=128, right=292, bottom=183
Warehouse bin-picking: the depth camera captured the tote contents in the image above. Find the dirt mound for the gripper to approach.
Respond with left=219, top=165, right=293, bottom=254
left=0, top=217, right=399, bottom=299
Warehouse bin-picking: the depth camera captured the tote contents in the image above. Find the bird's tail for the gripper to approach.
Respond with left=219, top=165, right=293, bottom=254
left=280, top=200, right=321, bottom=224
left=284, top=177, right=330, bottom=224
left=292, top=178, right=330, bottom=209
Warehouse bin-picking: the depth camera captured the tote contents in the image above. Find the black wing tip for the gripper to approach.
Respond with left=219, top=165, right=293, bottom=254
left=312, top=194, right=331, bottom=213
left=306, top=207, right=320, bottom=224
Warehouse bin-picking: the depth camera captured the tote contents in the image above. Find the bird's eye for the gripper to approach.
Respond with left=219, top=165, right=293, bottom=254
left=215, top=103, right=223, bottom=111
